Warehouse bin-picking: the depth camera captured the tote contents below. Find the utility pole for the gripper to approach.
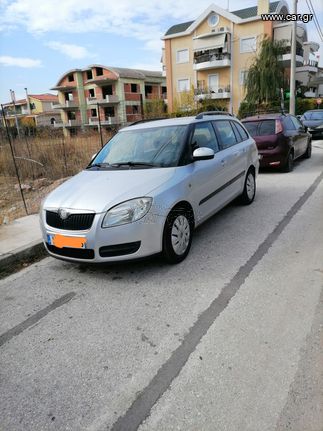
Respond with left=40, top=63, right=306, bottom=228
left=24, top=87, right=31, bottom=115
left=289, top=0, right=297, bottom=115
left=9, top=89, right=20, bottom=137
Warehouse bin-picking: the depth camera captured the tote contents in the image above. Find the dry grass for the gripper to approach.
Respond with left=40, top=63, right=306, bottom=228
left=0, top=129, right=115, bottom=224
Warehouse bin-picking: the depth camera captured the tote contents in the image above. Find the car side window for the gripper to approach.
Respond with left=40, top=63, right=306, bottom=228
left=191, top=122, right=219, bottom=153
left=283, top=116, right=296, bottom=130
left=213, top=120, right=238, bottom=149
left=232, top=121, right=249, bottom=141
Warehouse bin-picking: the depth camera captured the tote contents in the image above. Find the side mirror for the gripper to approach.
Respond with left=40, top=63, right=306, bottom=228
left=296, top=115, right=301, bottom=120
left=193, top=147, right=214, bottom=161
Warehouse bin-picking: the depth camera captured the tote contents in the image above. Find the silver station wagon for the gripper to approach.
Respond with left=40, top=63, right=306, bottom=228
left=40, top=112, right=259, bottom=264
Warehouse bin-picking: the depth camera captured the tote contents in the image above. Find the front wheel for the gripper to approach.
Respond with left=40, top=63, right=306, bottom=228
left=239, top=170, right=256, bottom=205
left=162, top=209, right=193, bottom=264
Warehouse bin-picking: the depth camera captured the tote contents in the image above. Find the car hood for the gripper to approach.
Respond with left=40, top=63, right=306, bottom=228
left=44, top=168, right=176, bottom=213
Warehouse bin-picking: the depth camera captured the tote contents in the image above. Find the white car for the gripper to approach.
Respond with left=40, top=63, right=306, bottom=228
left=40, top=112, right=259, bottom=264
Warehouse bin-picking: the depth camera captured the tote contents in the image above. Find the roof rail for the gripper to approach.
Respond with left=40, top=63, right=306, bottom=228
left=195, top=111, right=233, bottom=119
left=129, top=117, right=168, bottom=126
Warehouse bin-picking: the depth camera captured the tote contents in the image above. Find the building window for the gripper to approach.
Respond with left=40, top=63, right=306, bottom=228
left=104, top=107, right=115, bottom=118
left=145, top=85, right=153, bottom=96
left=131, top=83, right=138, bottom=93
left=178, top=79, right=190, bottom=93
left=132, top=105, right=139, bottom=114
left=89, top=88, right=95, bottom=98
left=67, top=73, right=74, bottom=82
left=96, top=67, right=103, bottom=76
left=67, top=111, right=76, bottom=120
left=240, top=70, right=249, bottom=85
left=208, top=13, right=219, bottom=27
left=91, top=108, right=97, bottom=117
left=240, top=37, right=257, bottom=53
left=176, top=49, right=189, bottom=64
left=87, top=70, right=93, bottom=80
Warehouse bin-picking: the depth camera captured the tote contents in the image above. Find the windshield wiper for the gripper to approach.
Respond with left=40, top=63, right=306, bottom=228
left=86, top=162, right=111, bottom=169
left=110, top=162, right=158, bottom=168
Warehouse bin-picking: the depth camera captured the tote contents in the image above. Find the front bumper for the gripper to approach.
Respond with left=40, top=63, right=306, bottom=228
left=40, top=210, right=165, bottom=263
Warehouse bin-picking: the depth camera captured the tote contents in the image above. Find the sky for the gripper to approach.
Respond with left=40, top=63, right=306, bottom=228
left=0, top=0, right=322, bottom=104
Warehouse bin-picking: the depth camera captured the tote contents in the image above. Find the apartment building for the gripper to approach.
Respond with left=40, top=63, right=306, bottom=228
left=2, top=94, right=61, bottom=128
left=162, top=0, right=320, bottom=114
left=51, top=65, right=166, bottom=134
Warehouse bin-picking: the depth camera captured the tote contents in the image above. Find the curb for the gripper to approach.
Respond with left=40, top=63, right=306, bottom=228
left=0, top=240, right=47, bottom=277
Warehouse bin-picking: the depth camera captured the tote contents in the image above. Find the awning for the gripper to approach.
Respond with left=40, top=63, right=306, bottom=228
left=193, top=33, right=226, bottom=51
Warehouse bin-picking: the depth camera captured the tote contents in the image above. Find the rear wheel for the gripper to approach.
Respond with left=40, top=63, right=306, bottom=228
left=239, top=169, right=256, bottom=205
left=304, top=140, right=312, bottom=159
left=283, top=152, right=294, bottom=172
left=162, top=208, right=193, bottom=264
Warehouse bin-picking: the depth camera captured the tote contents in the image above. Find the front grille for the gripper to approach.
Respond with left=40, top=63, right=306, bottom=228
left=46, top=211, right=95, bottom=230
left=47, top=244, right=95, bottom=259
left=99, top=241, right=141, bottom=257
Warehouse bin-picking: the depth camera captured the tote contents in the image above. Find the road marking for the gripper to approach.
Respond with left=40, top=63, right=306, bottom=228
left=110, top=169, right=323, bottom=431
left=0, top=292, right=76, bottom=347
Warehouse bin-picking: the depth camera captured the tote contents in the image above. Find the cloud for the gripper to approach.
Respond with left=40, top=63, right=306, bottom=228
left=0, top=0, right=322, bottom=53
left=0, top=55, right=42, bottom=67
left=46, top=41, right=94, bottom=59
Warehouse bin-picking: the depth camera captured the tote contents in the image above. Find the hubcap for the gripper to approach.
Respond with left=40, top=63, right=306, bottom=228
left=246, top=173, right=255, bottom=200
left=171, top=215, right=190, bottom=255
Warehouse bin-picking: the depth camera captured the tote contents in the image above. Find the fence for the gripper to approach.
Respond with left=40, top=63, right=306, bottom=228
left=0, top=126, right=115, bottom=225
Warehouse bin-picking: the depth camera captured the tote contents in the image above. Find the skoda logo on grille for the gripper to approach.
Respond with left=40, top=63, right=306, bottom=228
left=58, top=208, right=69, bottom=220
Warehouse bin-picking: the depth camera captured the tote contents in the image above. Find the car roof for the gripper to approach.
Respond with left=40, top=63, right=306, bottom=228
left=242, top=113, right=285, bottom=122
left=120, top=113, right=235, bottom=131
left=302, top=109, right=323, bottom=113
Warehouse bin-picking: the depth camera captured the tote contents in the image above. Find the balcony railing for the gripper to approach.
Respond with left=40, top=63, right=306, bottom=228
left=194, top=86, right=231, bottom=100
left=87, top=95, right=119, bottom=105
left=88, top=116, right=118, bottom=125
left=51, top=100, right=78, bottom=109
left=193, top=53, right=231, bottom=71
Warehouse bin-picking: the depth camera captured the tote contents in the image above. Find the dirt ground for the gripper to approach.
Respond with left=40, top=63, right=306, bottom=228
left=0, top=176, right=69, bottom=224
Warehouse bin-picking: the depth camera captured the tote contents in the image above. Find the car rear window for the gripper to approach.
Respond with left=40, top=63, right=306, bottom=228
left=243, top=121, right=259, bottom=136
left=243, top=120, right=275, bottom=136
left=310, top=112, right=323, bottom=120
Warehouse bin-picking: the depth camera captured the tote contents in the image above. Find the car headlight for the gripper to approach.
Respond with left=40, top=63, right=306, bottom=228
left=102, top=197, right=153, bottom=228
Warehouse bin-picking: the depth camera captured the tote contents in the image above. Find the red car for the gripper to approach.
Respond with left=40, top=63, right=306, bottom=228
left=242, top=114, right=312, bottom=172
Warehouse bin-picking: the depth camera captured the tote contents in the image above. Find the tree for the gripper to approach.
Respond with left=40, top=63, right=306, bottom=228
left=244, top=36, right=287, bottom=105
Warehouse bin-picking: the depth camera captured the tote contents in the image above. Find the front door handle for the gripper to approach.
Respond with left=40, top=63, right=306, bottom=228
left=221, top=159, right=226, bottom=166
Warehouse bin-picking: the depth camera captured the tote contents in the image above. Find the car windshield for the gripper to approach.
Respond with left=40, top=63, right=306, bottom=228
left=90, top=125, right=188, bottom=168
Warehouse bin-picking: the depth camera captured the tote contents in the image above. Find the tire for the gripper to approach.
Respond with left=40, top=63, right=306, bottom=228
left=283, top=151, right=294, bottom=172
left=303, top=140, right=312, bottom=159
left=239, top=169, right=256, bottom=205
left=162, top=208, right=193, bottom=264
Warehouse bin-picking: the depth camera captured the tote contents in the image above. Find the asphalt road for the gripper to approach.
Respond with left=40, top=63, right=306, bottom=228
left=1, top=143, right=323, bottom=431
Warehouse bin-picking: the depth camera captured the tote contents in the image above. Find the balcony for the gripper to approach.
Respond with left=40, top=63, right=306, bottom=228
left=88, top=117, right=119, bottom=126
left=194, top=86, right=231, bottom=101
left=87, top=95, right=119, bottom=105
left=193, top=53, right=231, bottom=71
left=280, top=53, right=304, bottom=67
left=51, top=100, right=78, bottom=109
